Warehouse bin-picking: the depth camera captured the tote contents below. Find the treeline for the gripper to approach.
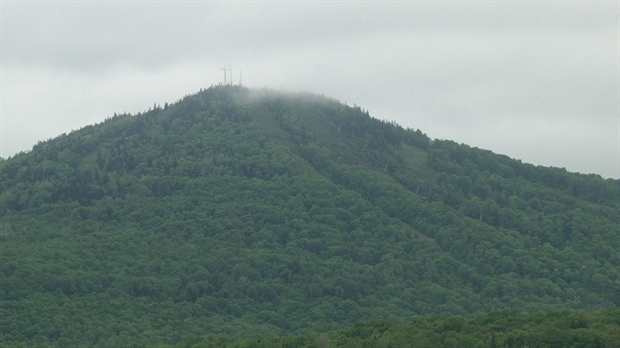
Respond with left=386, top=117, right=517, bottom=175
left=427, top=139, right=619, bottom=206
left=158, top=308, right=620, bottom=348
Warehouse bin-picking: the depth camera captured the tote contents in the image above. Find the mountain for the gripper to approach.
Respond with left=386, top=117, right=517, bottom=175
left=1, top=85, right=618, bottom=347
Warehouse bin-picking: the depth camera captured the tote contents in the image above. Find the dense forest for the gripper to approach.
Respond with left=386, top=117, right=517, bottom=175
left=0, top=86, right=618, bottom=347
left=161, top=308, right=620, bottom=348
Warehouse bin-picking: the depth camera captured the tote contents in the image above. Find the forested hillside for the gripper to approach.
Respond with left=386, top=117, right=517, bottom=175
left=161, top=308, right=620, bottom=348
left=1, top=86, right=618, bottom=347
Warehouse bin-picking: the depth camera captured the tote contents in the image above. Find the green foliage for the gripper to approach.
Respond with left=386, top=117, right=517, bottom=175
left=153, top=309, right=620, bottom=348
left=0, top=86, right=618, bottom=347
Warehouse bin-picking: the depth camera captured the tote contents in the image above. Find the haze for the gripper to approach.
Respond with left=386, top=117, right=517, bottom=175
left=1, top=1, right=618, bottom=178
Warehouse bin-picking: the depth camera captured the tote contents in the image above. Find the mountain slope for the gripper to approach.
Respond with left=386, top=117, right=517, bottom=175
left=0, top=86, right=618, bottom=347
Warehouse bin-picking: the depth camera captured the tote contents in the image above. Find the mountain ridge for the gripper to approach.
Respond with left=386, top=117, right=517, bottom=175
left=0, top=85, right=618, bottom=347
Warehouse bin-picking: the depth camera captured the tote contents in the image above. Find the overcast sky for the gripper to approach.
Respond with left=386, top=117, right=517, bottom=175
left=2, top=1, right=618, bottom=179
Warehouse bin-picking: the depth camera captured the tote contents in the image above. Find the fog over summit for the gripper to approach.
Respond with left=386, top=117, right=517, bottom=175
left=2, top=2, right=618, bottom=178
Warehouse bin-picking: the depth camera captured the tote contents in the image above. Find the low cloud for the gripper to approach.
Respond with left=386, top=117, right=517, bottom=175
left=2, top=2, right=618, bottom=178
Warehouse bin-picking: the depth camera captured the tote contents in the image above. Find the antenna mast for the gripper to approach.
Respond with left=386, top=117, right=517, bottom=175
left=221, top=66, right=227, bottom=85
left=220, top=64, right=237, bottom=85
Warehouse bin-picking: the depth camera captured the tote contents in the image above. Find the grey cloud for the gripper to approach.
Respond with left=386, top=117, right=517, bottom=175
left=5, top=2, right=614, bottom=70
left=2, top=2, right=618, bottom=178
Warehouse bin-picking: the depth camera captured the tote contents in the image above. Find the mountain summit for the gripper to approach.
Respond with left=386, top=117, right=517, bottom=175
left=1, top=86, right=618, bottom=347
